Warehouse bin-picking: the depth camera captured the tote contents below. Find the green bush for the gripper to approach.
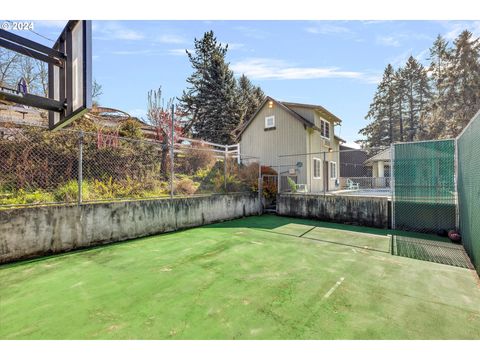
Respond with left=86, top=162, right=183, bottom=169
left=287, top=177, right=297, bottom=193
left=54, top=180, right=91, bottom=202
left=0, top=188, right=55, bottom=205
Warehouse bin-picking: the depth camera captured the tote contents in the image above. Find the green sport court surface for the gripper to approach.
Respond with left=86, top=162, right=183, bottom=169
left=0, top=215, right=479, bottom=339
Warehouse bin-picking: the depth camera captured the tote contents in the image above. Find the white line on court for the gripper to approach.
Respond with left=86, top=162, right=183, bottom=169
left=323, top=277, right=345, bottom=299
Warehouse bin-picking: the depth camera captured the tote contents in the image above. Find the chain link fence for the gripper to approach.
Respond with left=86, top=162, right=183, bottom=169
left=272, top=146, right=391, bottom=196
left=392, top=139, right=456, bottom=234
left=0, top=123, right=260, bottom=207
left=457, top=110, right=480, bottom=275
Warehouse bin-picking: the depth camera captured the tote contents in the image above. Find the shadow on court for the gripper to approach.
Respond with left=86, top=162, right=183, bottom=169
left=210, top=214, right=392, bottom=253
left=210, top=214, right=468, bottom=260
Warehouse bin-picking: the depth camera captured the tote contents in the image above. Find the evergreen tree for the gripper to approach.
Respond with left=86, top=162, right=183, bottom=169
left=393, top=68, right=406, bottom=141
left=419, top=35, right=452, bottom=139
left=236, top=74, right=266, bottom=128
left=361, top=29, right=480, bottom=144
left=360, top=64, right=397, bottom=147
left=178, top=31, right=242, bottom=144
left=399, top=56, right=431, bottom=141
left=444, top=30, right=480, bottom=137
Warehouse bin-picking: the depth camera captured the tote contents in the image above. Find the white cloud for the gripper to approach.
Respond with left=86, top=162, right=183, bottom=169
left=387, top=48, right=430, bottom=68
left=442, top=21, right=480, bottom=40
left=377, top=35, right=401, bottom=47
left=224, top=42, right=245, bottom=50
left=155, top=34, right=187, bottom=44
left=93, top=21, right=144, bottom=41
left=167, top=48, right=192, bottom=56
left=233, top=26, right=269, bottom=39
left=376, top=32, right=433, bottom=48
left=305, top=23, right=351, bottom=35
left=231, top=58, right=380, bottom=84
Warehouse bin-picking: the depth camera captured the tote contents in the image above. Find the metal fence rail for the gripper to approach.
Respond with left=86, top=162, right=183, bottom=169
left=274, top=146, right=391, bottom=196
left=0, top=123, right=260, bottom=207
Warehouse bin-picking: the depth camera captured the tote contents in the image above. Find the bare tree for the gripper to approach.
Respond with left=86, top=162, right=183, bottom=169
left=16, top=56, right=40, bottom=94
left=36, top=60, right=48, bottom=97
left=0, top=49, right=19, bottom=87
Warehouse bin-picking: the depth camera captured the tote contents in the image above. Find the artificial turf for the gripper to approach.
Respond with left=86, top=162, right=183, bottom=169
left=0, top=214, right=479, bottom=339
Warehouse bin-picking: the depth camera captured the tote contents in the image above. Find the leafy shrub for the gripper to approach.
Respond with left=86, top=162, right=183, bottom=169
left=180, top=145, right=216, bottom=175
left=0, top=188, right=54, bottom=205
left=262, top=181, right=277, bottom=200
left=118, top=118, right=144, bottom=139
left=175, top=178, right=199, bottom=195
left=287, top=177, right=297, bottom=192
left=238, top=162, right=260, bottom=192
left=54, top=180, right=91, bottom=202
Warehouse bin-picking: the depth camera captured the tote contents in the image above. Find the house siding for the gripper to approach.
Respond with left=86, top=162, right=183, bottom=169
left=240, top=103, right=308, bottom=184
left=240, top=101, right=341, bottom=193
left=285, top=105, right=315, bottom=124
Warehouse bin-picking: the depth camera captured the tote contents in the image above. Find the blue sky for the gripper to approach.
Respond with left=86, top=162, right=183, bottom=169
left=7, top=20, right=480, bottom=146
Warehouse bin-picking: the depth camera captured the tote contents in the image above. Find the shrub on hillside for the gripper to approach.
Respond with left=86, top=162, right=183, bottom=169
left=175, top=178, right=199, bottom=195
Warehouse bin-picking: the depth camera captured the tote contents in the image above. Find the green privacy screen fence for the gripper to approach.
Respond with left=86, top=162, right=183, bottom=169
left=392, top=139, right=456, bottom=234
left=457, top=110, right=480, bottom=275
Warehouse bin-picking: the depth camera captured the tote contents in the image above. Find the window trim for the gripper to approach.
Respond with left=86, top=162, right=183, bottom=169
left=265, top=115, right=275, bottom=129
left=313, top=158, right=322, bottom=179
left=330, top=161, right=337, bottom=179
left=320, top=119, right=330, bottom=140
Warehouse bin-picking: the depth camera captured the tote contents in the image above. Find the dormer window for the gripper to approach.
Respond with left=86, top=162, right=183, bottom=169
left=320, top=119, right=330, bottom=139
left=265, top=116, right=275, bottom=129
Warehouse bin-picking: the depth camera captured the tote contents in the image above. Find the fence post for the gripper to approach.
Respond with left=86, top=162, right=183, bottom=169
left=78, top=130, right=83, bottom=205
left=224, top=145, right=228, bottom=193
left=258, top=161, right=262, bottom=214
left=170, top=104, right=175, bottom=199
left=323, top=151, right=326, bottom=196
left=390, top=143, right=395, bottom=230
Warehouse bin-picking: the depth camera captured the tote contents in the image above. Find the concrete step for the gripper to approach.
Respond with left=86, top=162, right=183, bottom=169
left=264, top=208, right=277, bottom=214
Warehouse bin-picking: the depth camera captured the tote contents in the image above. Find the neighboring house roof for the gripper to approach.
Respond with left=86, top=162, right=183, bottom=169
left=0, top=105, right=157, bottom=138
left=0, top=104, right=47, bottom=126
left=237, top=96, right=342, bottom=138
left=364, top=148, right=391, bottom=166
left=334, top=135, right=346, bottom=143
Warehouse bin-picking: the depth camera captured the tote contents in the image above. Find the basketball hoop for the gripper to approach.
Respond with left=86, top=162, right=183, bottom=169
left=0, top=20, right=92, bottom=130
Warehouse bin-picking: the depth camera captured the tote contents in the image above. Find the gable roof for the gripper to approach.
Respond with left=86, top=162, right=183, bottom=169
left=364, top=148, right=391, bottom=166
left=280, top=101, right=342, bottom=124
left=236, top=96, right=341, bottom=138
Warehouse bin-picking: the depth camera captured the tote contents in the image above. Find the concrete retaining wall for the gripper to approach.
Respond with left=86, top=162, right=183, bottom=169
left=0, top=193, right=260, bottom=264
left=277, top=193, right=389, bottom=228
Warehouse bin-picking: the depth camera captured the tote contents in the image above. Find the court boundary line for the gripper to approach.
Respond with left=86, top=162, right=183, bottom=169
left=252, top=227, right=391, bottom=254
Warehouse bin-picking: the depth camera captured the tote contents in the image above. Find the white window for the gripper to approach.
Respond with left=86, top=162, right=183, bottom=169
left=313, top=158, right=321, bottom=179
left=330, top=161, right=337, bottom=179
left=320, top=119, right=330, bottom=139
left=265, top=116, right=275, bottom=129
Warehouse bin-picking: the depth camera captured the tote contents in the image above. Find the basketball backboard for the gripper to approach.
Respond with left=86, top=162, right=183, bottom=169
left=0, top=20, right=92, bottom=130
left=48, top=20, right=92, bottom=130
